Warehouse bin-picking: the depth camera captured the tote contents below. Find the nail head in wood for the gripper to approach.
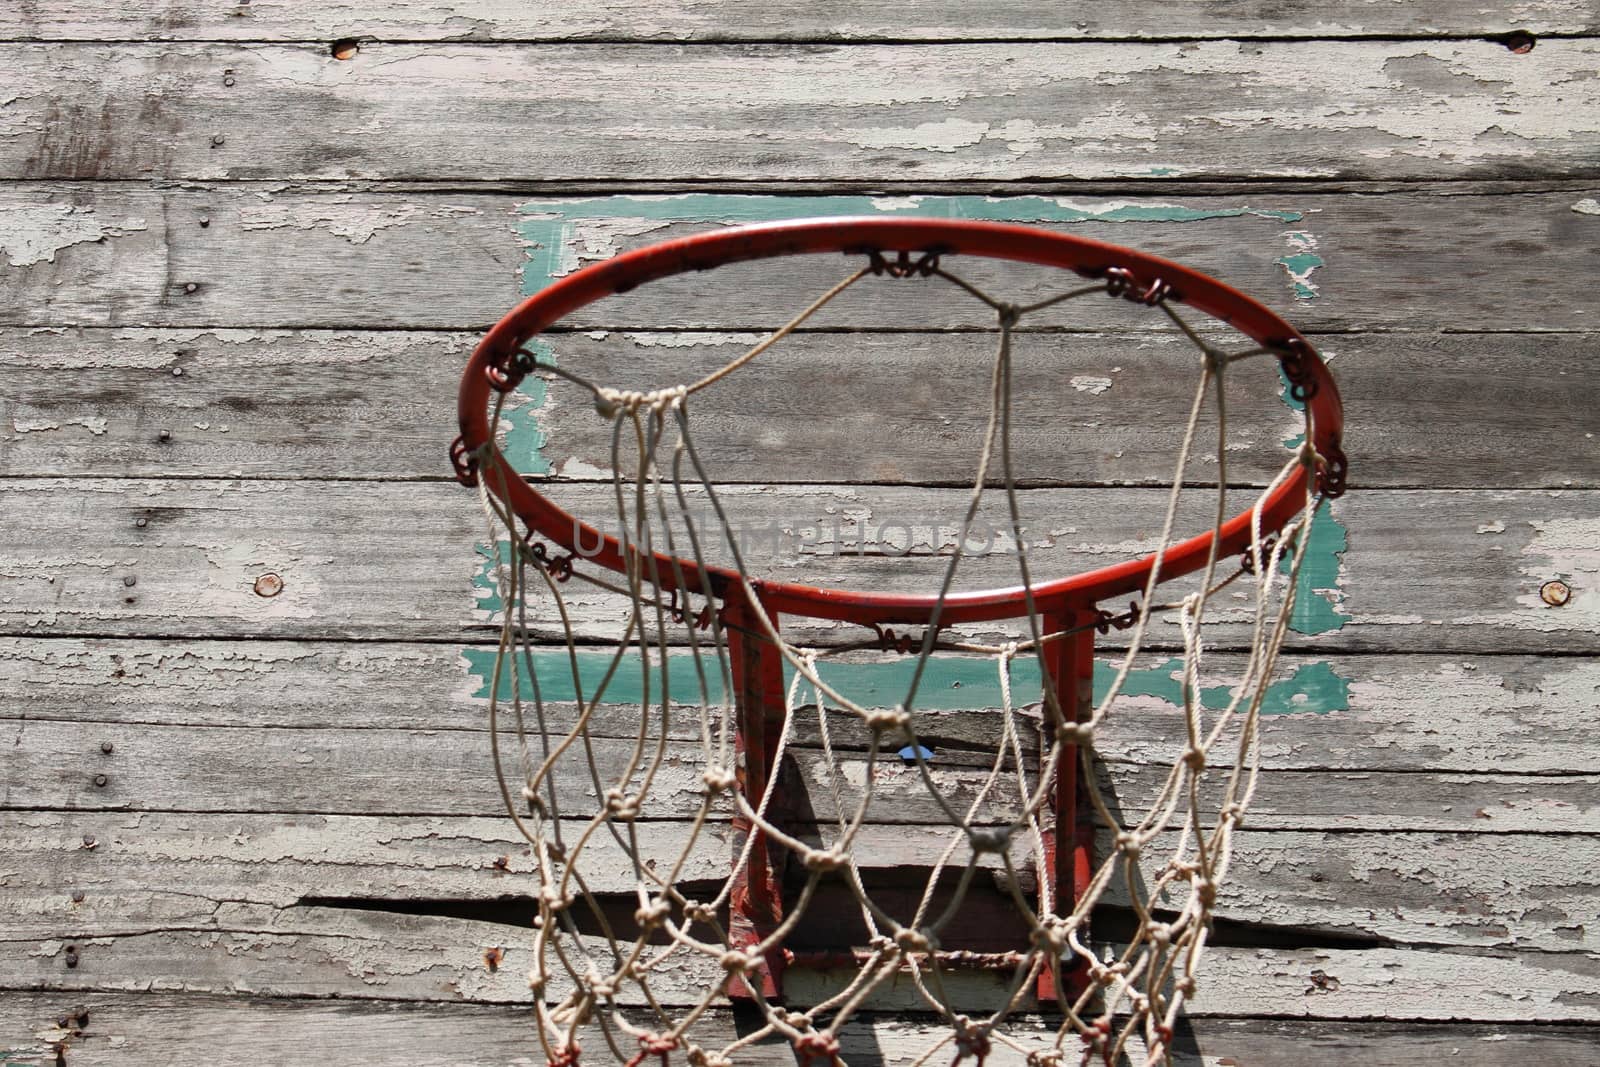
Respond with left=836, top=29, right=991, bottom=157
left=1540, top=579, right=1571, bottom=607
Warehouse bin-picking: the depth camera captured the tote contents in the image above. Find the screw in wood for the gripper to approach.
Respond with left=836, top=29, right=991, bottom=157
left=1501, top=30, right=1536, bottom=54
left=254, top=573, right=285, bottom=598
left=1540, top=580, right=1572, bottom=607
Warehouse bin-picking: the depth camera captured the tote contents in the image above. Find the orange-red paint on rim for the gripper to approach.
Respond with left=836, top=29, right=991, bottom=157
left=458, top=217, right=1345, bottom=626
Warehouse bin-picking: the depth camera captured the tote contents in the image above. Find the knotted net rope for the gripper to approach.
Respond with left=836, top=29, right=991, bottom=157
left=471, top=254, right=1325, bottom=1067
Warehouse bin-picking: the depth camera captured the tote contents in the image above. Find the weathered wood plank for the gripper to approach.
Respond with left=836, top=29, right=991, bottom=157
left=0, top=328, right=471, bottom=481
left=5, top=328, right=1597, bottom=490
left=3, top=185, right=1596, bottom=332
left=6, top=636, right=1599, bottom=783
left=5, top=901, right=1598, bottom=1019
left=7, top=808, right=1596, bottom=952
left=0, top=715, right=1031, bottom=824
left=4, top=42, right=1597, bottom=182
left=0, top=479, right=1593, bottom=652
left=4, top=2, right=1593, bottom=43
left=3, top=995, right=1596, bottom=1067
left=6, top=693, right=1598, bottom=830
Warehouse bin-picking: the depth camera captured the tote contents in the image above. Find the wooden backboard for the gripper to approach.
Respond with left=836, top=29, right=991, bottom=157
left=2, top=4, right=1597, bottom=1064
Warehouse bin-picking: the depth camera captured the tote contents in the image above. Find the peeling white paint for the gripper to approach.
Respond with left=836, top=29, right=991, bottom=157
left=1069, top=375, right=1114, bottom=396
left=1571, top=198, right=1600, bottom=215
left=850, top=117, right=990, bottom=153
left=0, top=203, right=148, bottom=267
left=11, top=416, right=107, bottom=435
left=989, top=109, right=1159, bottom=154
left=1277, top=231, right=1323, bottom=299
left=561, top=217, right=675, bottom=275
left=1190, top=41, right=1600, bottom=167
left=620, top=332, right=747, bottom=349
left=202, top=540, right=328, bottom=622
left=555, top=456, right=614, bottom=480
left=1456, top=515, right=1599, bottom=633
left=237, top=196, right=481, bottom=243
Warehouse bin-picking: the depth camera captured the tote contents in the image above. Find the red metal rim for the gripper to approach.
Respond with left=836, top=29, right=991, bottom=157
left=457, top=216, right=1346, bottom=627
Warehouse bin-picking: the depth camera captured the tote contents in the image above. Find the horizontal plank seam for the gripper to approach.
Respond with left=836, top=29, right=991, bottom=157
left=0, top=985, right=1590, bottom=1020
left=7, top=325, right=1600, bottom=342
left=1, top=33, right=1595, bottom=47
left=2, top=922, right=1591, bottom=961
left=2, top=474, right=1597, bottom=493
left=5, top=802, right=1596, bottom=826
left=6, top=478, right=1600, bottom=495
left=5, top=325, right=1600, bottom=339
left=1, top=176, right=1596, bottom=193
left=1, top=989, right=1596, bottom=1031
left=6, top=630, right=1598, bottom=660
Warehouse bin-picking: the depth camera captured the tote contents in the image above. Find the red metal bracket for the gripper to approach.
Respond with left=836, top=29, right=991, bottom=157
left=724, top=594, right=790, bottom=1002
left=1036, top=609, right=1097, bottom=1005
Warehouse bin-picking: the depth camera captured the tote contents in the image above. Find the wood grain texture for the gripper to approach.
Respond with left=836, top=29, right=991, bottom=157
left=2, top=185, right=1596, bottom=332
left=5, top=637, right=1598, bottom=778
left=8, top=702, right=1597, bottom=830
left=3, top=3, right=1597, bottom=1047
left=5, top=328, right=1597, bottom=490
left=2, top=42, right=1597, bottom=182
left=7, top=808, right=1595, bottom=952
left=0, top=479, right=1592, bottom=652
left=6, top=899, right=1598, bottom=1019
left=4, top=1, right=1595, bottom=43
left=0, top=715, right=1031, bottom=824
left=4, top=994, right=1598, bottom=1067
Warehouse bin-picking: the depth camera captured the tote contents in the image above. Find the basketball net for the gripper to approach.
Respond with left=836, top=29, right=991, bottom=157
left=469, top=252, right=1327, bottom=1067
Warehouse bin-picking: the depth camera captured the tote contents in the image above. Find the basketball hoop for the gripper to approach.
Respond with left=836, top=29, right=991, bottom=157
left=451, top=217, right=1346, bottom=1066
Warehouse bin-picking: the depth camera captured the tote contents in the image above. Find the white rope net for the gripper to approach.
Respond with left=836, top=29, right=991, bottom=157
left=469, top=253, right=1327, bottom=1067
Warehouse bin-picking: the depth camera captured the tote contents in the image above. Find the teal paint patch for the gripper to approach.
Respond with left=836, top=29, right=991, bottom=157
left=1277, top=364, right=1307, bottom=451
left=1272, top=366, right=1348, bottom=635
left=471, top=542, right=508, bottom=616
left=1101, top=656, right=1207, bottom=708
left=515, top=194, right=1307, bottom=297
left=1256, top=661, right=1350, bottom=716
left=475, top=193, right=1350, bottom=715
left=807, top=655, right=1025, bottom=709
left=458, top=647, right=1027, bottom=710
left=498, top=340, right=554, bottom=475
left=1282, top=500, right=1349, bottom=635
left=460, top=646, right=728, bottom=707
left=460, top=647, right=1350, bottom=716
left=1094, top=657, right=1349, bottom=716
left=1094, top=658, right=1236, bottom=712
left=1275, top=232, right=1324, bottom=300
